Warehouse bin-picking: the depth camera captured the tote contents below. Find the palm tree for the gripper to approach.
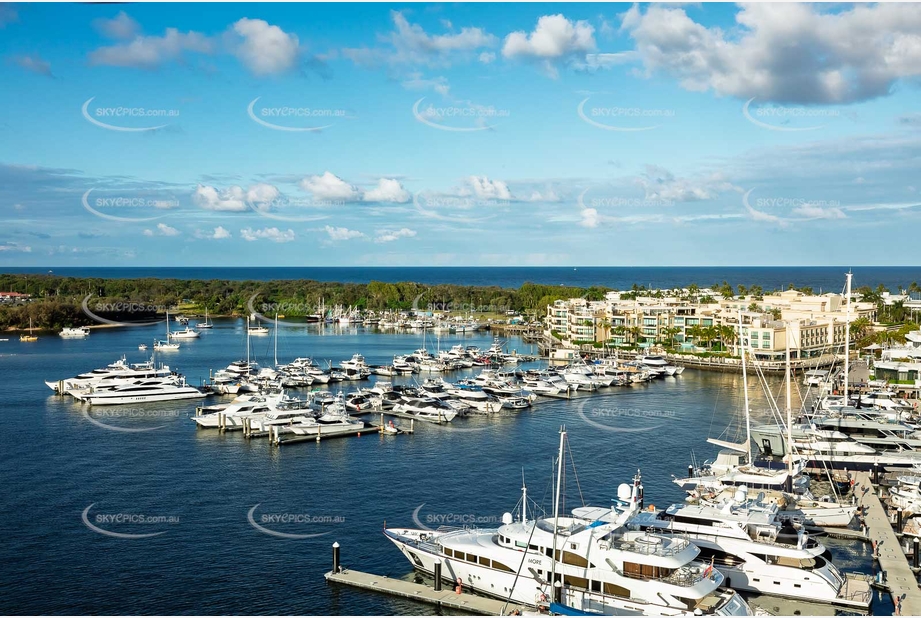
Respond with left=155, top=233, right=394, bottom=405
left=661, top=326, right=681, bottom=348
left=627, top=325, right=643, bottom=346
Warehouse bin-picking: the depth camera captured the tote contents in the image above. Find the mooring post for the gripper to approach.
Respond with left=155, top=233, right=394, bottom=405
left=874, top=462, right=880, bottom=485
left=898, top=508, right=904, bottom=531
left=332, top=541, right=340, bottom=573
left=914, top=538, right=920, bottom=569
left=434, top=560, right=442, bottom=591
left=688, top=464, right=694, bottom=479
left=553, top=580, right=562, bottom=604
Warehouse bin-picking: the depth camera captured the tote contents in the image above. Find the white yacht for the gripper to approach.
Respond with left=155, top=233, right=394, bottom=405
left=196, top=308, right=213, bottom=329
left=59, top=326, right=90, bottom=338
left=803, top=370, right=831, bottom=387
left=248, top=324, right=269, bottom=335
left=84, top=376, right=205, bottom=406
left=385, top=432, right=751, bottom=616
left=637, top=355, right=682, bottom=376
left=154, top=339, right=180, bottom=350
left=392, top=397, right=458, bottom=423
left=46, top=357, right=171, bottom=393
left=194, top=392, right=287, bottom=428
left=169, top=326, right=200, bottom=339
left=617, top=495, right=870, bottom=609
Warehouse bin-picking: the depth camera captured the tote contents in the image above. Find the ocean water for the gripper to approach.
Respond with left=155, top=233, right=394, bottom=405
left=0, top=322, right=889, bottom=615
left=4, top=266, right=921, bottom=292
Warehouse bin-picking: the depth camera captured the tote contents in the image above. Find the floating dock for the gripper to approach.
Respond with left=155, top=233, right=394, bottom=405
left=325, top=569, right=525, bottom=615
left=856, top=471, right=921, bottom=614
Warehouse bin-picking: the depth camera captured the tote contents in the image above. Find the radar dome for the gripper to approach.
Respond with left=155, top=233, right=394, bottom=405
left=617, top=483, right=632, bottom=501
left=502, top=512, right=513, bottom=525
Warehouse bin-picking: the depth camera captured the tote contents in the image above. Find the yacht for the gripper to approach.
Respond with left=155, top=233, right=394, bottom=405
left=59, top=326, right=90, bottom=338
left=194, top=392, right=287, bottom=428
left=20, top=317, right=38, bottom=342
left=169, top=326, right=200, bottom=339
left=154, top=339, right=180, bottom=350
left=84, top=376, right=205, bottom=406
left=803, top=370, right=831, bottom=387
left=616, top=494, right=871, bottom=609
left=46, top=357, right=172, bottom=393
left=637, top=355, right=682, bottom=376
left=392, top=397, right=458, bottom=423
left=248, top=323, right=269, bottom=335
left=385, top=432, right=751, bottom=616
left=196, top=308, right=213, bottom=329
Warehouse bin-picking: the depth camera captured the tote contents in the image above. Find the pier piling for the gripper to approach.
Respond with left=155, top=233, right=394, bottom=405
left=332, top=541, right=340, bottom=573
left=433, top=560, right=442, bottom=591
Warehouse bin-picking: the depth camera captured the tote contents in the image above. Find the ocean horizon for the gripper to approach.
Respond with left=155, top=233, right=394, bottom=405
left=3, top=266, right=921, bottom=292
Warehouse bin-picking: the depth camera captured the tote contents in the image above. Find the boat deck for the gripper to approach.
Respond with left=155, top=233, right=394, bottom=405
left=325, top=568, right=526, bottom=615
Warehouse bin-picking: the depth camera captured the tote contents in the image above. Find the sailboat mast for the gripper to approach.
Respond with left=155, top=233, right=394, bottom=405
left=274, top=312, right=278, bottom=367
left=246, top=315, right=251, bottom=366
left=844, top=271, right=852, bottom=400
left=738, top=309, right=752, bottom=464
left=785, top=320, right=793, bottom=475
left=549, top=426, right=566, bottom=593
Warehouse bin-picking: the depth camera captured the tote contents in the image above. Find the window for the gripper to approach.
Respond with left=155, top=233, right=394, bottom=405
left=562, top=551, right=589, bottom=568
left=603, top=582, right=630, bottom=598
left=493, top=561, right=514, bottom=573
left=479, top=556, right=490, bottom=567
left=564, top=575, right=589, bottom=590
left=444, top=548, right=453, bottom=558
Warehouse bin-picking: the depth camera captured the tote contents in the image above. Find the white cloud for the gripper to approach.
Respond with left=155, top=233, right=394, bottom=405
left=468, top=176, right=513, bottom=200
left=230, top=18, right=300, bottom=76
left=620, top=3, right=921, bottom=104
left=192, top=183, right=277, bottom=211
left=502, top=14, right=596, bottom=77
left=479, top=51, right=496, bottom=64
left=143, top=223, right=180, bottom=237
left=12, top=54, right=52, bottom=77
left=323, top=225, right=366, bottom=241
left=364, top=178, right=410, bottom=203
left=194, top=226, right=232, bottom=240
left=12, top=203, right=24, bottom=211
left=0, top=242, right=31, bottom=252
left=299, top=172, right=360, bottom=201
left=527, top=188, right=561, bottom=202
left=571, top=51, right=637, bottom=73
left=793, top=203, right=847, bottom=220
left=241, top=227, right=295, bottom=242
left=193, top=184, right=247, bottom=211
left=93, top=11, right=140, bottom=40
left=636, top=166, right=736, bottom=203
left=580, top=208, right=600, bottom=228
left=401, top=73, right=450, bottom=96
left=375, top=228, right=417, bottom=243
left=343, top=11, right=496, bottom=67
left=88, top=28, right=213, bottom=69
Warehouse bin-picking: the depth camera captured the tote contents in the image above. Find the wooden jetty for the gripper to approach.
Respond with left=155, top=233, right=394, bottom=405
left=325, top=569, right=525, bottom=615
left=856, top=471, right=921, bottom=615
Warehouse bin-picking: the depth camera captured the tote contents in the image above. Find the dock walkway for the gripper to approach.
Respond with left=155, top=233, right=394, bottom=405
left=857, top=471, right=921, bottom=614
left=325, top=569, right=526, bottom=615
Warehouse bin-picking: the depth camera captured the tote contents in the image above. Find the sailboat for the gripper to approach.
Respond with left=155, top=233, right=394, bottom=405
left=196, top=307, right=213, bottom=329
left=20, top=317, right=38, bottom=342
left=674, top=310, right=805, bottom=495
left=154, top=310, right=180, bottom=350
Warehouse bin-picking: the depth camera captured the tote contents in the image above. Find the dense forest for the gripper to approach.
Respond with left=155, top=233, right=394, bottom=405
left=0, top=274, right=608, bottom=330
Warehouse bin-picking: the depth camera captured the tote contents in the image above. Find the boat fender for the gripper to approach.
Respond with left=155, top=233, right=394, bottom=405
left=648, top=505, right=655, bottom=511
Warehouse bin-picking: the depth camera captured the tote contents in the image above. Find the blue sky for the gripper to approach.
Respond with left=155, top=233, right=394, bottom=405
left=1, top=2, right=920, bottom=266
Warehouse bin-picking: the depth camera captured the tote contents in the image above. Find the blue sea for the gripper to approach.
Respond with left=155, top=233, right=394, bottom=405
left=0, top=321, right=890, bottom=615
left=4, top=266, right=921, bottom=292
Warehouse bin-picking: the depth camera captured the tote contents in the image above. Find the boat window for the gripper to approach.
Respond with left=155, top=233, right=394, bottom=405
left=603, top=582, right=630, bottom=598
left=444, top=548, right=453, bottom=558
left=562, top=551, right=589, bottom=568
left=515, top=541, right=528, bottom=549
left=479, top=556, right=490, bottom=566
left=564, top=575, right=589, bottom=590
left=590, top=580, right=601, bottom=593
left=493, top=560, right=514, bottom=573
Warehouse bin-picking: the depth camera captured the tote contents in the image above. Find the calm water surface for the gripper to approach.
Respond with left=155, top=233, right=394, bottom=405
left=0, top=322, right=890, bottom=614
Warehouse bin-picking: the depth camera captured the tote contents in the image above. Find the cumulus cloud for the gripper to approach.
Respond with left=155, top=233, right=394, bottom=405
left=636, top=165, right=737, bottom=203
left=193, top=183, right=278, bottom=211
left=229, top=18, right=300, bottom=75
left=401, top=73, right=450, bottom=96
left=375, top=228, right=417, bottom=243
left=194, top=226, right=232, bottom=240
left=364, top=178, right=411, bottom=203
left=89, top=28, right=213, bottom=69
left=580, top=207, right=600, bottom=228
left=343, top=10, right=496, bottom=67
left=299, top=172, right=360, bottom=201
left=143, top=223, right=180, bottom=237
left=241, top=227, right=295, bottom=242
left=502, top=14, right=596, bottom=76
left=0, top=242, right=31, bottom=252
left=479, top=51, right=496, bottom=64
left=12, top=54, right=53, bottom=77
left=620, top=3, right=921, bottom=104
left=93, top=11, right=140, bottom=40
left=323, top=225, right=366, bottom=241
left=468, top=176, right=513, bottom=200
